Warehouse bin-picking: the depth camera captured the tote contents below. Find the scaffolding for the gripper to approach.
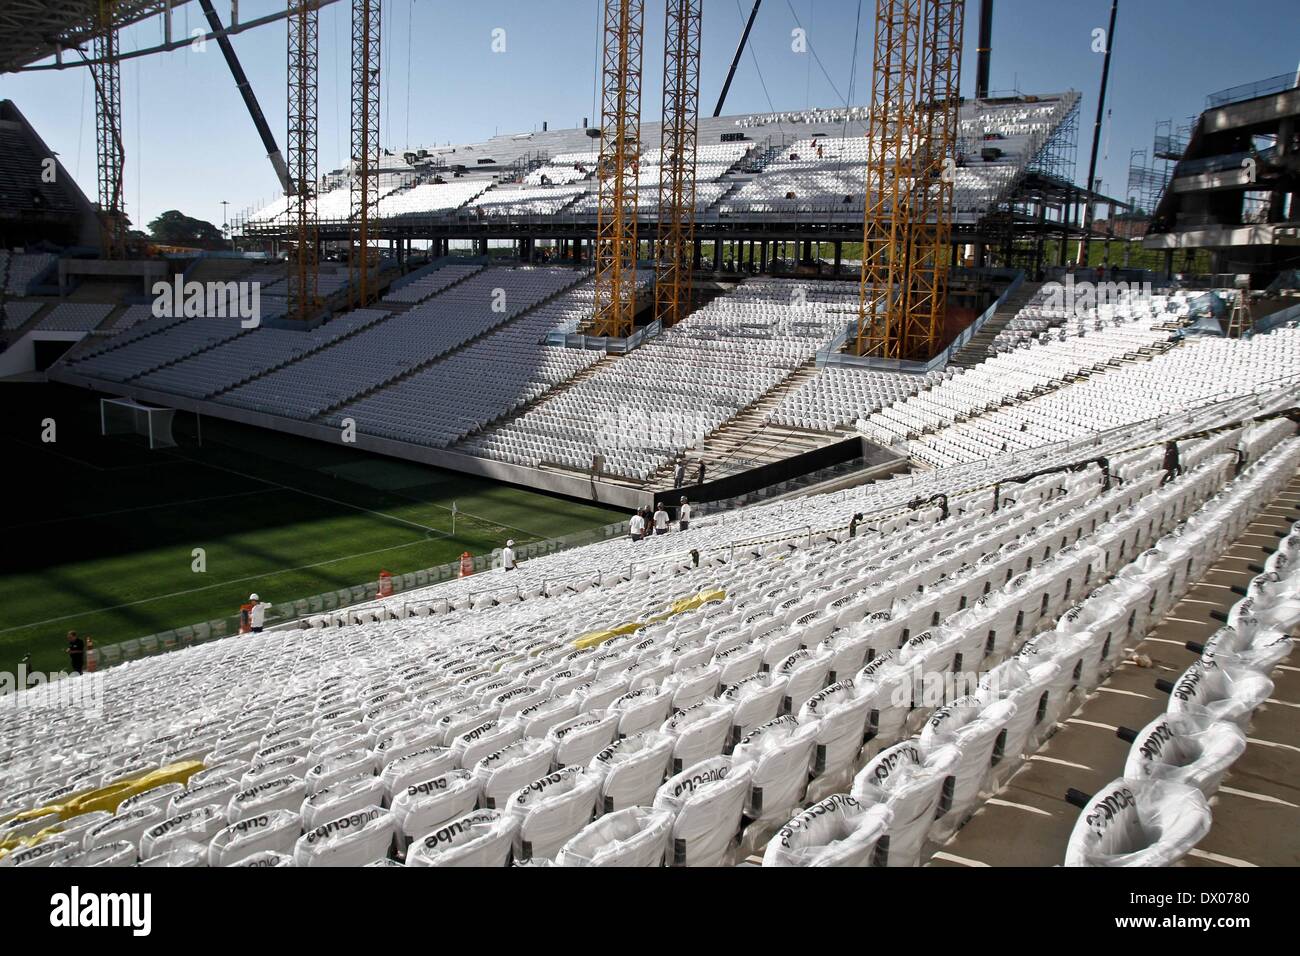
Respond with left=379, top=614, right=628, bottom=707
left=590, top=0, right=645, bottom=339
left=91, top=1, right=126, bottom=259
left=287, top=0, right=320, bottom=322
left=653, top=0, right=702, bottom=329
left=855, top=0, right=964, bottom=361
left=349, top=0, right=381, bottom=309
left=856, top=0, right=921, bottom=358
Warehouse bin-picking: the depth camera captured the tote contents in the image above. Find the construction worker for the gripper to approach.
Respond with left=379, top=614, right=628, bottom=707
left=249, top=594, right=269, bottom=633
left=65, top=631, right=85, bottom=675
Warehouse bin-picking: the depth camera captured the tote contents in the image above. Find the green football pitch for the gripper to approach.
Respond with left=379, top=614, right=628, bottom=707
left=0, top=383, right=624, bottom=676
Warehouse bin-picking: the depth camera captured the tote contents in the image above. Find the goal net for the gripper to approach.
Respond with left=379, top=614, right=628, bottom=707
left=100, top=398, right=178, bottom=449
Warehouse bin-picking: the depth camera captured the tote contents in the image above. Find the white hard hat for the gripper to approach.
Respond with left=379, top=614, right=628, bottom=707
left=249, top=593, right=259, bottom=601
left=506, top=539, right=515, bottom=547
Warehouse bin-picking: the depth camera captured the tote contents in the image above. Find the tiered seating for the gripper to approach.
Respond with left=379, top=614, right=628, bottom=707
left=770, top=366, right=941, bottom=432
left=219, top=267, right=580, bottom=419
left=4, top=389, right=1293, bottom=867
left=461, top=278, right=852, bottom=479
left=65, top=317, right=251, bottom=383
left=860, top=310, right=1180, bottom=455
left=1064, top=439, right=1300, bottom=865
left=378, top=180, right=490, bottom=218
left=468, top=184, right=587, bottom=218
left=3, top=251, right=56, bottom=295
left=383, top=263, right=483, bottom=304
left=130, top=310, right=390, bottom=399
left=901, top=327, right=1300, bottom=467
left=1, top=300, right=42, bottom=331
left=33, top=303, right=113, bottom=332
left=329, top=280, right=606, bottom=447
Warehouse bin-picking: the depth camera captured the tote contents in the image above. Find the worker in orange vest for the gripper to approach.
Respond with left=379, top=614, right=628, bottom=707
left=459, top=551, right=474, bottom=577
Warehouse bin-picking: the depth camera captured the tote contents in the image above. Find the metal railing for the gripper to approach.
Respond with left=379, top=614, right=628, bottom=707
left=1206, top=72, right=1298, bottom=109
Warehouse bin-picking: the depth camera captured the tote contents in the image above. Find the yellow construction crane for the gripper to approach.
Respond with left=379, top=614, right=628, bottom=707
left=349, top=0, right=381, bottom=309
left=590, top=0, right=645, bottom=339
left=91, top=0, right=126, bottom=259
left=654, top=0, right=702, bottom=329
left=856, top=0, right=964, bottom=360
left=287, top=0, right=321, bottom=322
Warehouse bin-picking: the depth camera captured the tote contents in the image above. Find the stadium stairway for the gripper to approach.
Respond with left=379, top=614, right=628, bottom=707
left=928, top=468, right=1300, bottom=868
left=645, top=362, right=850, bottom=489
left=948, top=280, right=1044, bottom=369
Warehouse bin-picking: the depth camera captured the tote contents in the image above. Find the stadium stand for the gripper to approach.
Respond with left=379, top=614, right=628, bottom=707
left=460, top=278, right=854, bottom=479
left=2, top=346, right=1294, bottom=866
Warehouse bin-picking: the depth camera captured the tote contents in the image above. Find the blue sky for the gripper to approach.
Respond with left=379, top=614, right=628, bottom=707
left=1, top=0, right=1296, bottom=230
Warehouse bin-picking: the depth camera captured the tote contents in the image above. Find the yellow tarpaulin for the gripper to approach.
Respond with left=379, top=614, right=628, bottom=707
left=570, top=588, right=727, bottom=649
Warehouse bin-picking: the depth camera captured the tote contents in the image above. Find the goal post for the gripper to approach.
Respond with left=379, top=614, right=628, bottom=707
left=100, top=398, right=178, bottom=449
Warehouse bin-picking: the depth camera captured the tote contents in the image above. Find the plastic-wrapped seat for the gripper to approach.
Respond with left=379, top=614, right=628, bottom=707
left=732, top=716, right=818, bottom=831
left=82, top=805, right=164, bottom=852
left=472, top=737, right=556, bottom=810
left=852, top=652, right=913, bottom=758
left=587, top=730, right=675, bottom=813
left=773, top=648, right=834, bottom=714
left=662, top=663, right=722, bottom=711
left=721, top=672, right=789, bottom=747
left=606, top=686, right=674, bottom=738
left=762, top=793, right=893, bottom=867
left=1160, top=660, right=1273, bottom=731
left=379, top=747, right=457, bottom=804
left=976, top=658, right=1063, bottom=786
left=653, top=755, right=754, bottom=867
left=405, top=808, right=517, bottom=867
left=918, top=696, right=1018, bottom=842
left=1015, top=629, right=1097, bottom=737
left=390, top=770, right=482, bottom=850
left=208, top=809, right=302, bottom=866
left=1064, top=778, right=1212, bottom=867
left=301, top=773, right=387, bottom=830
left=1194, top=624, right=1294, bottom=674
left=798, top=680, right=873, bottom=799
left=553, top=807, right=675, bottom=867
left=139, top=805, right=226, bottom=859
left=292, top=805, right=396, bottom=867
left=817, top=630, right=872, bottom=683
left=1120, top=712, right=1247, bottom=796
left=546, top=711, right=620, bottom=768
left=661, top=700, right=735, bottom=774
left=507, top=766, right=600, bottom=862
left=713, top=641, right=765, bottom=685
left=850, top=740, right=959, bottom=867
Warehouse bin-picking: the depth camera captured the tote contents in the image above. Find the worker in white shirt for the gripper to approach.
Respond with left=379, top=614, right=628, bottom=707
left=502, top=539, right=517, bottom=571
left=249, top=594, right=269, bottom=633
left=678, top=496, right=691, bottom=531
left=653, top=502, right=669, bottom=535
left=629, top=510, right=646, bottom=541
